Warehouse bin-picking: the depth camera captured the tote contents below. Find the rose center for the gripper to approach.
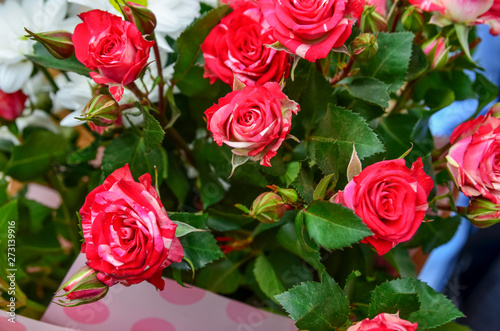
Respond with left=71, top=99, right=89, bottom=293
left=119, top=227, right=134, bottom=240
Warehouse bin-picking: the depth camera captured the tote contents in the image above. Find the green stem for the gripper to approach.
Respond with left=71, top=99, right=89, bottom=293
left=152, top=33, right=166, bottom=116
left=25, top=299, right=46, bottom=312
left=37, top=65, right=58, bottom=92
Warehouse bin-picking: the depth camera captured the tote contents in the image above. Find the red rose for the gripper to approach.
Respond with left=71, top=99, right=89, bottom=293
left=257, top=0, right=365, bottom=62
left=0, top=89, right=27, bottom=121
left=205, top=82, right=299, bottom=167
left=79, top=164, right=183, bottom=290
left=340, top=158, right=433, bottom=255
left=201, top=1, right=290, bottom=86
left=347, top=313, right=418, bottom=331
left=447, top=104, right=500, bottom=204
left=73, top=10, right=154, bottom=101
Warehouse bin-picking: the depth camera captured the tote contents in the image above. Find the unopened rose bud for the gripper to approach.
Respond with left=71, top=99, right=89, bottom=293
left=467, top=198, right=500, bottom=228
left=120, top=2, right=157, bottom=35
left=402, top=6, right=425, bottom=33
left=80, top=95, right=120, bottom=127
left=359, top=5, right=388, bottom=33
left=352, top=33, right=378, bottom=61
left=55, top=265, right=109, bottom=307
left=422, top=36, right=449, bottom=69
left=24, top=29, right=74, bottom=59
left=249, top=192, right=286, bottom=224
left=267, top=185, right=299, bottom=204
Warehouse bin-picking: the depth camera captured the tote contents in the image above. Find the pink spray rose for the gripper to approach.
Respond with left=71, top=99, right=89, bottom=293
left=347, top=313, right=418, bottom=331
left=79, top=164, right=184, bottom=290
left=201, top=0, right=290, bottom=86
left=205, top=82, right=300, bottom=167
left=367, top=0, right=388, bottom=16
left=338, top=158, right=433, bottom=255
left=447, top=104, right=500, bottom=204
left=73, top=10, right=154, bottom=101
left=409, top=0, right=500, bottom=34
left=422, top=36, right=448, bottom=69
left=257, top=0, right=365, bottom=62
left=0, top=89, right=27, bottom=121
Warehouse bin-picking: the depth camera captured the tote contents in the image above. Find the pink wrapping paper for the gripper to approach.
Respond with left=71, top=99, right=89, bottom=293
left=42, top=254, right=296, bottom=331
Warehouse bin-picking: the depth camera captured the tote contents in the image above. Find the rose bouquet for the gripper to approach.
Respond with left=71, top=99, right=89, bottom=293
left=1, top=0, right=499, bottom=330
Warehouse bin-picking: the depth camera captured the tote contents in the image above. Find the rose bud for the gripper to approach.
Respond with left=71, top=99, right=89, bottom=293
left=402, top=6, right=425, bottom=33
left=359, top=5, right=388, bottom=33
left=249, top=192, right=286, bottom=224
left=467, top=198, right=500, bottom=228
left=422, top=36, right=450, bottom=69
left=79, top=94, right=120, bottom=127
left=352, top=33, right=378, bottom=61
left=55, top=265, right=109, bottom=307
left=0, top=89, right=27, bottom=121
left=274, top=186, right=299, bottom=204
left=24, top=29, right=74, bottom=60
left=120, top=2, right=157, bottom=36
left=347, top=312, right=418, bottom=331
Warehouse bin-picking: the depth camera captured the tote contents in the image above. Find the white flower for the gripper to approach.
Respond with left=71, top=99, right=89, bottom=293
left=148, top=0, right=200, bottom=39
left=0, top=0, right=73, bottom=93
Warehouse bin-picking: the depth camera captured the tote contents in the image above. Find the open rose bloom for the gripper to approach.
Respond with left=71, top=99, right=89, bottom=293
left=447, top=104, right=500, bottom=204
left=201, top=0, right=290, bottom=86
left=73, top=10, right=154, bottom=101
left=205, top=82, right=300, bottom=167
left=347, top=312, right=418, bottom=331
left=338, top=158, right=434, bottom=255
left=409, top=0, right=500, bottom=34
left=79, top=164, right=183, bottom=290
left=258, top=0, right=365, bottom=61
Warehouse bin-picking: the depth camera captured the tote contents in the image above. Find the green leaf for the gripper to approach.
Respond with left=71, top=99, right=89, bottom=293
left=295, top=210, right=319, bottom=253
left=407, top=215, right=461, bottom=254
left=360, top=32, right=414, bottom=92
left=344, top=77, right=390, bottom=108
left=313, top=106, right=385, bottom=176
left=291, top=164, right=315, bottom=203
left=455, top=24, right=474, bottom=64
left=473, top=73, right=498, bottom=114
left=275, top=272, right=350, bottom=330
left=254, top=255, right=286, bottom=303
left=169, top=212, right=209, bottom=229
left=369, top=278, right=420, bottom=319
left=385, top=247, right=417, bottom=278
left=139, top=104, right=165, bottom=152
left=304, top=201, right=372, bottom=250
left=101, top=132, right=167, bottom=182
left=172, top=6, right=230, bottom=84
left=313, top=173, right=335, bottom=200
left=173, top=231, right=224, bottom=270
left=173, top=221, right=206, bottom=237
left=165, top=87, right=181, bottom=129
left=207, top=209, right=253, bottom=231
left=196, top=258, right=243, bottom=294
left=409, top=279, right=464, bottom=329
left=424, top=88, right=455, bottom=112
left=407, top=42, right=429, bottom=81
left=423, top=322, right=472, bottom=331
left=281, top=161, right=300, bottom=187
left=277, top=221, right=324, bottom=274
left=26, top=42, right=90, bottom=77
left=5, top=131, right=68, bottom=181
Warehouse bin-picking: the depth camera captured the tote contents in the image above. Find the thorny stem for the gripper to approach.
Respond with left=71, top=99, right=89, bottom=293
left=152, top=33, right=166, bottom=116
left=127, top=81, right=196, bottom=166
left=330, top=56, right=355, bottom=85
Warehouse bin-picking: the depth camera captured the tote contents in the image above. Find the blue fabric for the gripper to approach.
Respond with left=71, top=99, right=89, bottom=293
left=419, top=25, right=500, bottom=291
